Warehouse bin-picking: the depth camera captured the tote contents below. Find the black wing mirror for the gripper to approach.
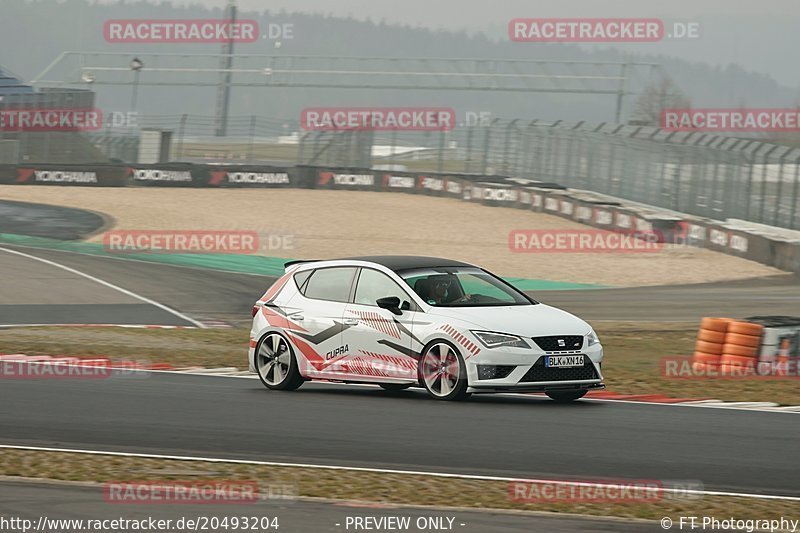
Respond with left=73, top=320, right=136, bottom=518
left=376, top=296, right=402, bottom=315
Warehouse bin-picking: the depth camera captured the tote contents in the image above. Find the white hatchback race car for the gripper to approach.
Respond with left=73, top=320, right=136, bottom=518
left=248, top=256, right=604, bottom=401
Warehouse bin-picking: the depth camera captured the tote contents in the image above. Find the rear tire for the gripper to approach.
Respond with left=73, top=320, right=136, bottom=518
left=546, top=389, right=587, bottom=403
left=256, top=332, right=304, bottom=391
left=418, top=341, right=471, bottom=401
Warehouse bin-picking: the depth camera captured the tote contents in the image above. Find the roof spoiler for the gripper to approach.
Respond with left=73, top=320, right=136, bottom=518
left=284, top=259, right=320, bottom=273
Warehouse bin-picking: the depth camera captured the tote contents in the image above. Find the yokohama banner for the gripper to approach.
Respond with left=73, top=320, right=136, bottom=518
left=7, top=165, right=128, bottom=186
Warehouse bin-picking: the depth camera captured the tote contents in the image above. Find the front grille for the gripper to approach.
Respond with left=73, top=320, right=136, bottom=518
left=532, top=335, right=584, bottom=352
left=519, top=356, right=598, bottom=382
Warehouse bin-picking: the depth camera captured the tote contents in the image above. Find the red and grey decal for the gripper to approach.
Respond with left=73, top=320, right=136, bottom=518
left=261, top=306, right=308, bottom=333
left=350, top=310, right=401, bottom=339
left=260, top=272, right=293, bottom=303
left=359, top=350, right=417, bottom=374
left=376, top=339, right=421, bottom=361
left=440, top=324, right=481, bottom=356
left=292, top=321, right=353, bottom=344
left=284, top=331, right=327, bottom=371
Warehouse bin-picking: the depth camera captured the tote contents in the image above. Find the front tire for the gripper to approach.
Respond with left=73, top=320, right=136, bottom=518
left=418, top=341, right=471, bottom=401
left=546, top=389, right=587, bottom=403
left=256, top=332, right=304, bottom=391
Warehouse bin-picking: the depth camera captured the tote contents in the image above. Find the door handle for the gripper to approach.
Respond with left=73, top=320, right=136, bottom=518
left=289, top=313, right=304, bottom=321
left=343, top=317, right=359, bottom=325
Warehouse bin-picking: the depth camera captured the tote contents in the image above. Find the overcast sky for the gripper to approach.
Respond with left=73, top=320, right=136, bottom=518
left=92, top=0, right=800, bottom=87
left=98, top=0, right=798, bottom=23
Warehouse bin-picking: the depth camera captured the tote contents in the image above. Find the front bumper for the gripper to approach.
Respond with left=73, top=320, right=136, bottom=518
left=465, top=344, right=604, bottom=390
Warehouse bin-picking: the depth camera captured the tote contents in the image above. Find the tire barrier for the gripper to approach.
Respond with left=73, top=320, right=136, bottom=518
left=692, top=316, right=800, bottom=376
left=692, top=318, right=733, bottom=370
left=697, top=329, right=726, bottom=343
left=1, top=163, right=799, bottom=274
left=720, top=320, right=763, bottom=374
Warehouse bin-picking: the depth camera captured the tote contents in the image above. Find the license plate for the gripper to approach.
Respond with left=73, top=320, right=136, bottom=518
left=544, top=355, right=585, bottom=368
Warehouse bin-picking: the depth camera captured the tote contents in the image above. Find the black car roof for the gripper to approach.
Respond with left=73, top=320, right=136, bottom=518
left=340, top=256, right=475, bottom=271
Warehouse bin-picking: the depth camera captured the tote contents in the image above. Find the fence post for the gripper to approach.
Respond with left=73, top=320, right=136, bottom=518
left=536, top=122, right=548, bottom=178
left=177, top=114, right=188, bottom=161
left=502, top=119, right=518, bottom=175
left=541, top=126, right=553, bottom=179
left=743, top=144, right=758, bottom=221
left=562, top=125, right=576, bottom=186
left=707, top=137, right=722, bottom=218
left=520, top=120, right=538, bottom=178
left=791, top=154, right=800, bottom=229
left=772, top=151, right=787, bottom=227
left=481, top=119, right=499, bottom=175
left=672, top=146, right=685, bottom=212
left=549, top=122, right=563, bottom=182
left=513, top=123, right=527, bottom=176
left=464, top=125, right=474, bottom=174
left=758, top=145, right=778, bottom=223
left=682, top=133, right=702, bottom=215
left=297, top=132, right=306, bottom=164
left=247, top=115, right=256, bottom=161
left=438, top=129, right=446, bottom=173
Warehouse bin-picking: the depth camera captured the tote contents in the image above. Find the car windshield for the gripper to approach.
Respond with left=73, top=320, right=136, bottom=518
left=399, top=267, right=535, bottom=307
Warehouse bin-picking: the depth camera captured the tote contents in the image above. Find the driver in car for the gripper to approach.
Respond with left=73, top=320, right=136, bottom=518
left=428, top=275, right=472, bottom=304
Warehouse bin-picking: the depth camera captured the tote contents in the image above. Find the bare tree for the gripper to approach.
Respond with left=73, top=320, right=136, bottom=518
left=630, top=77, right=691, bottom=126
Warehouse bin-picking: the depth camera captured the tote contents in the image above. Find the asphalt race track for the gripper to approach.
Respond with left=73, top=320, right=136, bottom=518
left=0, top=199, right=107, bottom=241
left=2, top=371, right=798, bottom=497
left=0, top=247, right=196, bottom=327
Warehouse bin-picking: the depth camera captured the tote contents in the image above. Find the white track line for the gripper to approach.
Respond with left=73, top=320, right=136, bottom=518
left=0, top=444, right=797, bottom=503
left=0, top=247, right=205, bottom=328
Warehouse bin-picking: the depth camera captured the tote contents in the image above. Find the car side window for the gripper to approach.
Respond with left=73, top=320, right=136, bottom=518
left=303, top=267, right=357, bottom=302
left=293, top=269, right=313, bottom=292
left=354, top=268, right=412, bottom=307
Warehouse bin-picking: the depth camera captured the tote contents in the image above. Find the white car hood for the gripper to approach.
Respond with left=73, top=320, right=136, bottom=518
left=428, top=304, right=591, bottom=338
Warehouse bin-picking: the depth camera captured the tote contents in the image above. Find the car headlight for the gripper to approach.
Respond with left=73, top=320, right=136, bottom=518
left=471, top=330, right=530, bottom=349
left=587, top=329, right=600, bottom=347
